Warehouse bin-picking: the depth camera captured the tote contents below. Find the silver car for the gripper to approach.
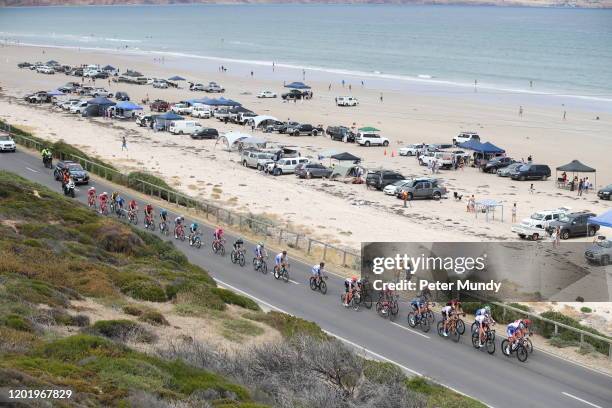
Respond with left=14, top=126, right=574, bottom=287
left=497, top=162, right=522, bottom=177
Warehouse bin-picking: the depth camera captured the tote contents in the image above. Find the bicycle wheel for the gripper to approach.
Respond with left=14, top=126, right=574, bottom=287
left=501, top=339, right=511, bottom=357
left=133, top=214, right=139, bottom=225
left=436, top=321, right=444, bottom=337
left=523, top=338, right=533, bottom=354
left=238, top=253, right=245, bottom=267
left=420, top=316, right=431, bottom=333
left=391, top=300, right=399, bottom=316
left=376, top=302, right=385, bottom=318
left=261, top=261, right=268, bottom=274
left=319, top=280, right=327, bottom=295
left=309, top=277, right=317, bottom=291
left=362, top=293, right=373, bottom=309
left=451, top=327, right=461, bottom=343
left=486, top=337, right=496, bottom=355
left=471, top=322, right=478, bottom=335
left=426, top=310, right=435, bottom=325
left=282, top=269, right=289, bottom=283
left=179, top=232, right=185, bottom=241
left=457, top=319, right=465, bottom=335
left=471, top=332, right=480, bottom=349
left=274, top=268, right=280, bottom=280
left=230, top=250, right=237, bottom=264
left=352, top=294, right=361, bottom=311
left=219, top=244, right=225, bottom=256
left=194, top=237, right=201, bottom=249
left=407, top=312, right=417, bottom=328
left=516, top=345, right=528, bottom=362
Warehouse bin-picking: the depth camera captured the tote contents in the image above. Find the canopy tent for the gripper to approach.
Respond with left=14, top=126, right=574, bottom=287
left=154, top=112, right=184, bottom=130
left=168, top=75, right=186, bottom=81
left=102, top=65, right=116, bottom=71
left=588, top=210, right=612, bottom=228
left=116, top=101, right=143, bottom=110
left=358, top=126, right=380, bottom=132
left=215, top=132, right=251, bottom=151
left=330, top=163, right=364, bottom=180
left=249, top=115, right=278, bottom=128
left=46, top=60, right=59, bottom=65
left=318, top=149, right=340, bottom=160
left=205, top=98, right=241, bottom=107
left=87, top=96, right=115, bottom=106
left=555, top=160, right=597, bottom=190
left=237, top=137, right=267, bottom=150
left=229, top=106, right=252, bottom=114
left=284, top=81, right=311, bottom=89
left=458, top=139, right=486, bottom=151
left=47, top=89, right=64, bottom=96
left=331, top=152, right=361, bottom=162
left=84, top=97, right=116, bottom=118
left=474, top=199, right=504, bottom=222
left=480, top=142, right=505, bottom=154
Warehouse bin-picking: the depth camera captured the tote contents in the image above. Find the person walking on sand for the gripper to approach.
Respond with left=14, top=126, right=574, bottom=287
left=380, top=93, right=383, bottom=103
left=519, top=106, right=523, bottom=117
left=328, top=83, right=331, bottom=91
left=555, top=226, right=561, bottom=247
left=512, top=203, right=517, bottom=223
left=563, top=110, right=567, bottom=120
left=250, top=70, right=253, bottom=77
left=529, top=183, right=535, bottom=194
left=578, top=178, right=584, bottom=196
left=121, top=136, right=127, bottom=151
left=551, top=226, right=558, bottom=247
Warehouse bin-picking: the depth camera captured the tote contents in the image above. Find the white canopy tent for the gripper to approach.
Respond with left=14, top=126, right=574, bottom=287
left=250, top=115, right=279, bottom=128
left=215, top=131, right=252, bottom=151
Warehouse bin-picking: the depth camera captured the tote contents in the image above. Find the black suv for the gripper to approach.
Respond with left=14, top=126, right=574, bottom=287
left=281, top=89, right=305, bottom=100
left=546, top=211, right=599, bottom=240
left=53, top=160, right=90, bottom=185
left=115, top=91, right=130, bottom=101
left=326, top=126, right=355, bottom=142
left=597, top=184, right=611, bottom=201
left=482, top=157, right=516, bottom=173
left=366, top=170, right=404, bottom=190
left=510, top=164, right=551, bottom=181
left=287, top=124, right=318, bottom=136
left=191, top=127, right=219, bottom=140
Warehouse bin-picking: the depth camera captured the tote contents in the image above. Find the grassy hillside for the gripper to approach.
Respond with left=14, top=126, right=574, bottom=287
left=0, top=170, right=484, bottom=407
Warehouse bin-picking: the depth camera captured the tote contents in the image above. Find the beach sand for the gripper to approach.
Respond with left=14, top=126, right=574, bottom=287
left=0, top=44, right=610, bottom=250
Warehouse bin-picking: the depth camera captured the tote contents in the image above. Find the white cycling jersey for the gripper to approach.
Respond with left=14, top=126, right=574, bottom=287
left=475, top=315, right=487, bottom=324
left=441, top=305, right=452, bottom=315
left=311, top=265, right=322, bottom=276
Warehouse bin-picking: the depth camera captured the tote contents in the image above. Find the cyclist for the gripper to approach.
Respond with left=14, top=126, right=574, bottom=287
left=41, top=148, right=52, bottom=165
left=254, top=242, right=267, bottom=261
left=233, top=237, right=244, bottom=253
left=87, top=186, right=96, bottom=206
left=128, top=199, right=138, bottom=219
left=115, top=194, right=125, bottom=214
left=311, top=262, right=325, bottom=286
left=61, top=168, right=70, bottom=187
left=475, top=305, right=495, bottom=348
left=441, top=299, right=462, bottom=337
left=174, top=216, right=185, bottom=238
left=110, top=191, right=119, bottom=203
left=144, top=203, right=154, bottom=225
left=159, top=208, right=168, bottom=224
left=213, top=227, right=224, bottom=245
left=188, top=222, right=199, bottom=245
left=274, top=250, right=288, bottom=274
left=505, top=320, right=524, bottom=354
left=343, top=276, right=359, bottom=307
left=410, top=293, right=427, bottom=320
left=98, top=191, right=108, bottom=213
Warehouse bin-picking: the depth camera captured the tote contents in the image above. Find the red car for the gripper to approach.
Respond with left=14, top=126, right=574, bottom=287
left=150, top=99, right=170, bottom=112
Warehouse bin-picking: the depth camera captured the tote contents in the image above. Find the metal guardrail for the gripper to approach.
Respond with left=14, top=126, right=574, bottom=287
left=4, top=123, right=610, bottom=360
left=2, top=123, right=362, bottom=271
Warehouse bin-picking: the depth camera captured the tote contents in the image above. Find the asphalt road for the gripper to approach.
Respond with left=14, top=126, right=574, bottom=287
left=2, top=149, right=611, bottom=408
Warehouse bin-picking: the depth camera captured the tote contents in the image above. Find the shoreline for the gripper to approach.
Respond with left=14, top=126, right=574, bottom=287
left=4, top=42, right=612, bottom=112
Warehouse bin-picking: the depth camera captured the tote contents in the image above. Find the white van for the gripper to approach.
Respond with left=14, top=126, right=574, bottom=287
left=168, top=120, right=202, bottom=135
left=191, top=105, right=212, bottom=119
left=335, top=96, right=359, bottom=107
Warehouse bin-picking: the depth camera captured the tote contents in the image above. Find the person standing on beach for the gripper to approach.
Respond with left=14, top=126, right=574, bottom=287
left=512, top=203, right=517, bottom=223
left=121, top=136, right=127, bottom=151
left=302, top=69, right=306, bottom=80
left=342, top=79, right=345, bottom=88
left=250, top=70, right=253, bottom=77
left=380, top=93, right=383, bottom=103
left=328, top=84, right=331, bottom=91
left=563, top=110, right=567, bottom=120
left=578, top=178, right=584, bottom=196
left=348, top=84, right=352, bottom=92
left=272, top=61, right=275, bottom=72
left=474, top=79, right=478, bottom=91
left=519, top=106, right=523, bottom=117
left=529, top=183, right=535, bottom=194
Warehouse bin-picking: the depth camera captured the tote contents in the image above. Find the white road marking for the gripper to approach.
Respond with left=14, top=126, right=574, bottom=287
left=562, top=392, right=603, bottom=408
left=25, top=167, right=39, bottom=173
left=214, top=277, right=494, bottom=408
left=391, top=322, right=431, bottom=339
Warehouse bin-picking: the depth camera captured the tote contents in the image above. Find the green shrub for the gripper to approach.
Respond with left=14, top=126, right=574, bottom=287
left=3, top=314, right=34, bottom=332
left=176, top=287, right=226, bottom=311
left=120, top=279, right=167, bottom=302
left=211, top=288, right=260, bottom=311
left=123, top=304, right=145, bottom=316
left=244, top=311, right=328, bottom=340
left=90, top=319, right=156, bottom=343
left=363, top=360, right=404, bottom=385
left=539, top=311, right=610, bottom=355
left=138, top=310, right=169, bottom=326
left=41, top=334, right=126, bottom=362
left=580, top=307, right=592, bottom=313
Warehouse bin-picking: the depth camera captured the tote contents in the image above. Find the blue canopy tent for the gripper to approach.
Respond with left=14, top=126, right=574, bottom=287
left=85, top=96, right=116, bottom=117
left=47, top=89, right=64, bottom=96
left=588, top=210, right=612, bottom=228
left=116, top=101, right=143, bottom=111
left=285, top=81, right=311, bottom=89
left=480, top=142, right=505, bottom=154
left=154, top=112, right=184, bottom=131
left=459, top=139, right=506, bottom=166
left=168, top=75, right=186, bottom=81
left=217, top=97, right=241, bottom=107
left=458, top=139, right=486, bottom=151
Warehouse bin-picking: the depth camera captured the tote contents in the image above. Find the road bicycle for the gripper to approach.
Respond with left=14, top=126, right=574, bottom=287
left=341, top=289, right=361, bottom=311
left=356, top=279, right=373, bottom=309
left=231, top=248, right=246, bottom=267
left=116, top=207, right=127, bottom=220
left=471, top=323, right=496, bottom=355
left=252, top=256, right=268, bottom=274
left=274, top=263, right=290, bottom=283
left=159, top=220, right=169, bottom=236
left=501, top=336, right=530, bottom=362
left=376, top=293, right=399, bottom=321
left=88, top=195, right=97, bottom=209
left=174, top=224, right=185, bottom=241
left=437, top=313, right=464, bottom=342
left=309, top=275, right=327, bottom=294
left=189, top=231, right=202, bottom=249
left=127, top=209, right=138, bottom=225
left=99, top=202, right=109, bottom=216
left=144, top=214, right=156, bottom=231
left=212, top=239, right=225, bottom=256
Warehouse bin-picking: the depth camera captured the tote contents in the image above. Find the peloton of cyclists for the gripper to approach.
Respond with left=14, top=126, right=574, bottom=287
left=474, top=305, right=495, bottom=348
left=441, top=299, right=462, bottom=337
left=274, top=250, right=288, bottom=274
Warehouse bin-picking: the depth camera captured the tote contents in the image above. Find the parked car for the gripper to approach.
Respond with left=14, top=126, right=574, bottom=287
left=171, top=103, right=193, bottom=115
left=326, top=126, right=355, bottom=142
left=153, top=80, right=169, bottom=89
left=69, top=101, right=88, bottom=114
left=136, top=114, right=155, bottom=127
left=396, top=178, right=447, bottom=200
left=366, top=170, right=405, bottom=190
left=356, top=132, right=389, bottom=147
left=585, top=239, right=612, bottom=265
left=265, top=157, right=309, bottom=175
left=546, top=211, right=599, bottom=239
left=17, top=62, right=33, bottom=69
left=418, top=151, right=454, bottom=169
left=511, top=207, right=570, bottom=240
left=36, top=65, right=55, bottom=74
left=597, top=184, right=612, bottom=200
left=115, top=91, right=130, bottom=101
left=482, top=157, right=516, bottom=173
left=150, top=99, right=170, bottom=112
left=335, top=96, right=359, bottom=106
left=281, top=89, right=305, bottom=100
left=214, top=109, right=231, bottom=121
left=286, top=124, right=319, bottom=136
left=399, top=144, right=427, bottom=156
left=295, top=163, right=332, bottom=179
left=190, top=83, right=206, bottom=91
left=204, top=82, right=225, bottom=93
left=92, top=88, right=112, bottom=98
left=191, top=105, right=212, bottom=119
left=168, top=120, right=202, bottom=135
left=191, top=127, right=219, bottom=140
left=60, top=99, right=82, bottom=110
left=69, top=68, right=84, bottom=76
left=241, top=150, right=276, bottom=170
left=79, top=86, right=95, bottom=96
left=453, top=131, right=480, bottom=145
left=383, top=180, right=412, bottom=196
left=257, top=90, right=277, bottom=98
left=53, top=161, right=89, bottom=184
left=0, top=134, right=17, bottom=152
left=510, top=164, right=551, bottom=181
left=24, top=91, right=51, bottom=104
left=497, top=162, right=522, bottom=177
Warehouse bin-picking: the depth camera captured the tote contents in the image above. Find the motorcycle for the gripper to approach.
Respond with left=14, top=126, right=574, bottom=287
left=42, top=155, right=53, bottom=169
left=63, top=179, right=75, bottom=198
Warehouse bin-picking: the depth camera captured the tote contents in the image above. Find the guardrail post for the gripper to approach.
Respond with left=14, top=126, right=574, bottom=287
left=279, top=229, right=283, bottom=245
left=295, top=234, right=299, bottom=249
left=323, top=244, right=327, bottom=261
left=554, top=324, right=558, bottom=336
left=580, top=333, right=584, bottom=349
left=342, top=250, right=347, bottom=266
left=307, top=239, right=312, bottom=255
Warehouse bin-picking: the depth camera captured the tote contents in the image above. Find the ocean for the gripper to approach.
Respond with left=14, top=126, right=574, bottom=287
left=1, top=4, right=611, bottom=103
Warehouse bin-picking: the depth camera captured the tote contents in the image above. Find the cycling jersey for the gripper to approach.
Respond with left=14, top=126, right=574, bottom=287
left=99, top=194, right=108, bottom=202
left=129, top=201, right=137, bottom=210
left=475, top=315, right=487, bottom=324
left=506, top=321, right=521, bottom=337
left=233, top=240, right=243, bottom=250
left=344, top=278, right=357, bottom=292
left=160, top=210, right=168, bottom=221
left=475, top=308, right=488, bottom=317
left=87, top=190, right=96, bottom=197
left=441, top=305, right=452, bottom=315
left=254, top=245, right=265, bottom=257
left=116, top=197, right=125, bottom=207
left=274, top=253, right=286, bottom=266
left=213, top=229, right=224, bottom=241
left=311, top=264, right=322, bottom=276
left=145, top=205, right=153, bottom=215
left=189, top=224, right=198, bottom=233
left=410, top=297, right=425, bottom=310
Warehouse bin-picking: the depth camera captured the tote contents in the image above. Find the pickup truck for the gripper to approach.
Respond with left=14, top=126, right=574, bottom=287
left=326, top=126, right=355, bottom=142
left=150, top=99, right=170, bottom=112
left=286, top=124, right=319, bottom=136
left=171, top=103, right=193, bottom=115
left=418, top=151, right=453, bottom=169
left=511, top=207, right=570, bottom=240
left=241, top=150, right=276, bottom=170
left=265, top=157, right=310, bottom=176
left=204, top=82, right=225, bottom=93
left=585, top=239, right=612, bottom=266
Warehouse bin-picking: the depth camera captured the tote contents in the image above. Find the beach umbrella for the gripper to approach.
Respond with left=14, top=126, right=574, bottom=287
left=46, top=89, right=64, bottom=96
left=168, top=75, right=186, bottom=81
left=358, top=126, right=380, bottom=132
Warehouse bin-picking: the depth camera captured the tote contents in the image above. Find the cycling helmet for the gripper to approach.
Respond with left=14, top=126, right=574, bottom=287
left=89, top=186, right=95, bottom=191
left=161, top=209, right=168, bottom=215
left=192, top=223, right=198, bottom=229
left=351, top=276, right=358, bottom=282
left=523, top=319, right=531, bottom=326
left=320, top=262, right=325, bottom=268
left=102, top=192, right=107, bottom=195
left=282, top=250, right=287, bottom=255
left=258, top=242, right=264, bottom=247
left=484, top=305, right=491, bottom=313
left=519, top=322, right=525, bottom=330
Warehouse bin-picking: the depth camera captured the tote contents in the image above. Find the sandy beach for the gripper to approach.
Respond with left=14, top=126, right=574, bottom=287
left=0, top=44, right=610, bottom=249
